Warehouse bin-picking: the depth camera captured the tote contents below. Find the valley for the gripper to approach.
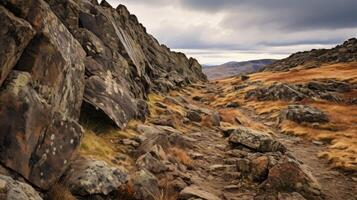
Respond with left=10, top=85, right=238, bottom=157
left=0, top=0, right=356, bottom=200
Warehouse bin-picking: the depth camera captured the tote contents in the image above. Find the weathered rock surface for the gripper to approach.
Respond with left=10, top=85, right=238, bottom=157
left=0, top=175, right=43, bottom=200
left=0, top=71, right=83, bottom=189
left=46, top=0, right=206, bottom=129
left=283, top=105, right=329, bottom=124
left=245, top=81, right=352, bottom=103
left=0, top=0, right=206, bottom=191
left=0, top=5, right=35, bottom=87
left=64, top=158, right=128, bottom=197
left=228, top=127, right=286, bottom=153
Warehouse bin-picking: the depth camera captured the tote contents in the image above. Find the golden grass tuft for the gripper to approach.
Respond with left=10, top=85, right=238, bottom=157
left=47, top=184, right=76, bottom=200
left=167, top=147, right=193, bottom=167
left=79, top=129, right=117, bottom=164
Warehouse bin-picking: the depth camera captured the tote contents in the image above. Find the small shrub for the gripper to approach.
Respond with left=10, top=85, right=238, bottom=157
left=47, top=184, right=76, bottom=200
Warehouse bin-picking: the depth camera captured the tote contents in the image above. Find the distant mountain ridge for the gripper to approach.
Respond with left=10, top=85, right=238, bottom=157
left=203, top=59, right=277, bottom=79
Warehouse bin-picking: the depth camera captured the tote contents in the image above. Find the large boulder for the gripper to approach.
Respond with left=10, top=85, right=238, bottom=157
left=228, top=127, right=286, bottom=153
left=64, top=158, right=128, bottom=197
left=0, top=175, right=43, bottom=200
left=263, top=156, right=322, bottom=199
left=0, top=71, right=83, bottom=189
left=0, top=5, right=35, bottom=87
left=0, top=0, right=86, bottom=189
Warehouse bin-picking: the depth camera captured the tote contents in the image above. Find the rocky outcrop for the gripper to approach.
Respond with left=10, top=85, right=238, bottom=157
left=245, top=80, right=354, bottom=103
left=0, top=0, right=206, bottom=192
left=46, top=0, right=206, bottom=129
left=225, top=127, right=321, bottom=199
left=265, top=38, right=357, bottom=71
left=0, top=0, right=86, bottom=189
left=282, top=105, right=329, bottom=124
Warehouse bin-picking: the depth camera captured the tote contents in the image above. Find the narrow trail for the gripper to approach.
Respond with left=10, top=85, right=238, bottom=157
left=184, top=82, right=357, bottom=200
left=231, top=98, right=357, bottom=200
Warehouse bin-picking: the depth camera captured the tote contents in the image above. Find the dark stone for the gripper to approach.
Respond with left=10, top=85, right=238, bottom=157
left=187, top=110, right=202, bottom=122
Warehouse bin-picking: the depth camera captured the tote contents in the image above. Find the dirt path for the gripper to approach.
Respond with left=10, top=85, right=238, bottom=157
left=237, top=105, right=357, bottom=200
left=186, top=83, right=357, bottom=200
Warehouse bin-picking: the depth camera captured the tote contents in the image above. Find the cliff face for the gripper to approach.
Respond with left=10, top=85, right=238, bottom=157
left=0, top=0, right=206, bottom=190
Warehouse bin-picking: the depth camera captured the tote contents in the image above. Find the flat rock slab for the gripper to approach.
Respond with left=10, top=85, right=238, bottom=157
left=179, top=185, right=221, bottom=200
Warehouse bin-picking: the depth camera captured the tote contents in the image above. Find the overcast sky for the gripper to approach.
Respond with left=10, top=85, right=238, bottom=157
left=106, top=0, right=357, bottom=65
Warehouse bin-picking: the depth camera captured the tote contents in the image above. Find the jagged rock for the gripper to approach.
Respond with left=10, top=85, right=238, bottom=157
left=83, top=74, right=137, bottom=128
left=42, top=0, right=206, bottom=130
left=245, top=81, right=349, bottom=103
left=263, top=156, right=321, bottom=199
left=0, top=175, right=42, bottom=200
left=307, top=80, right=351, bottom=93
left=13, top=0, right=86, bottom=120
left=64, top=158, right=128, bottom=197
left=130, top=169, right=160, bottom=200
left=245, top=83, right=308, bottom=102
left=0, top=71, right=82, bottom=189
left=187, top=110, right=202, bottom=122
left=283, top=105, right=329, bottom=124
left=179, top=185, right=221, bottom=200
left=0, top=5, right=35, bottom=87
left=228, top=127, right=286, bottom=153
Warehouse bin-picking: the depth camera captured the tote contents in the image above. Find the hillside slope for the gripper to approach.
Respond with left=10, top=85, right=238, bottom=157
left=265, top=38, right=357, bottom=71
left=0, top=0, right=205, bottom=194
left=0, top=0, right=356, bottom=199
left=204, top=59, right=276, bottom=79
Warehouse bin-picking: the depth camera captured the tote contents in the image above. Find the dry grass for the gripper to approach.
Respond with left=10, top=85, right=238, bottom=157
left=79, top=129, right=117, bottom=164
left=47, top=184, right=76, bottom=200
left=167, top=147, right=193, bottom=167
left=249, top=62, right=357, bottom=84
left=213, top=62, right=357, bottom=171
left=219, top=108, right=275, bottom=135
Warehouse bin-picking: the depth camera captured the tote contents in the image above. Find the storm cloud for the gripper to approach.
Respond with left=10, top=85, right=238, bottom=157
left=106, top=0, right=357, bottom=64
